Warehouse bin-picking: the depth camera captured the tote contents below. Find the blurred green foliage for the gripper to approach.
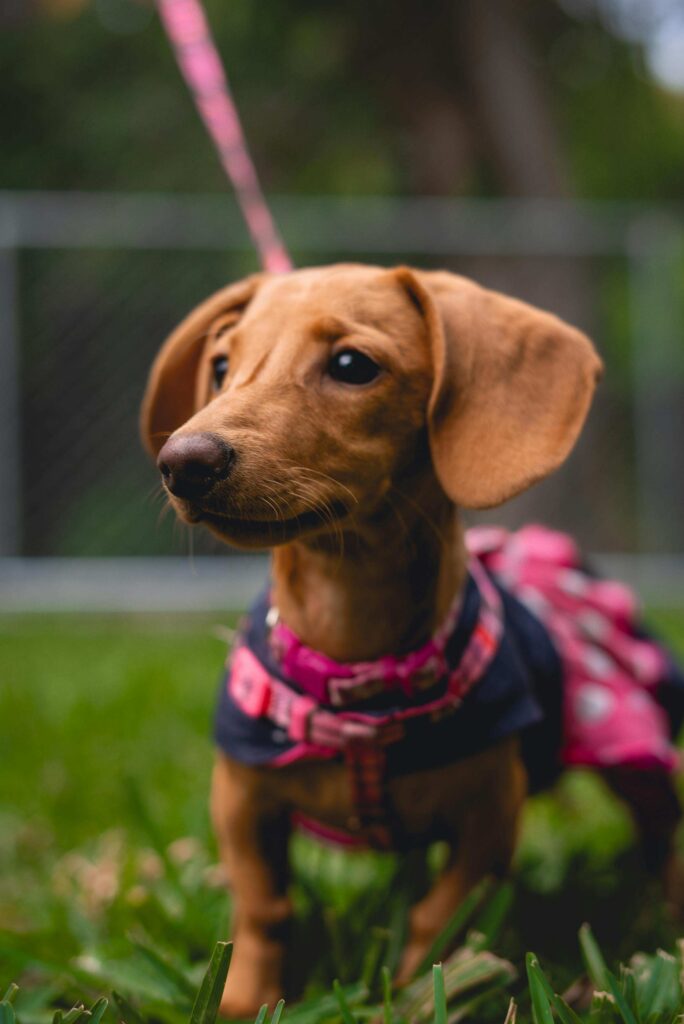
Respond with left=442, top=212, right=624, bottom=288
left=1, top=0, right=683, bottom=199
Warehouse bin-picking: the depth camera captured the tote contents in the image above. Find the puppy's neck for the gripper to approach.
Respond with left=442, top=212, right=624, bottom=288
left=271, top=481, right=466, bottom=663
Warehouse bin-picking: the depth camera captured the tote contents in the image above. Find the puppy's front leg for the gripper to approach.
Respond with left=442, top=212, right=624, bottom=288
left=395, top=740, right=527, bottom=983
left=211, top=754, right=292, bottom=1017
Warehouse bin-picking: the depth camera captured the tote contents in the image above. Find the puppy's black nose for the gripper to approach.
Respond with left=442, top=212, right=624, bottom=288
left=157, top=433, right=235, bottom=499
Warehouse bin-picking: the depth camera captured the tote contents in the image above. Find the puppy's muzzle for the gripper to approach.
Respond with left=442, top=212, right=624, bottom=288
left=157, top=432, right=235, bottom=500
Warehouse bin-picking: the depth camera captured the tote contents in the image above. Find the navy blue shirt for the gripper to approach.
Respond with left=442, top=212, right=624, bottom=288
left=214, top=572, right=565, bottom=792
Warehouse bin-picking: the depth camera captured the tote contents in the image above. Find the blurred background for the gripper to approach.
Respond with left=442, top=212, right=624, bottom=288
left=2, top=1, right=684, bottom=1004
left=1, top=0, right=684, bottom=610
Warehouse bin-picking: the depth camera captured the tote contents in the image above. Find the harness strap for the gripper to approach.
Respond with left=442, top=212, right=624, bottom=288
left=157, top=0, right=292, bottom=274
left=344, top=740, right=395, bottom=850
left=270, top=585, right=467, bottom=707
left=226, top=558, right=503, bottom=847
left=228, top=558, right=502, bottom=747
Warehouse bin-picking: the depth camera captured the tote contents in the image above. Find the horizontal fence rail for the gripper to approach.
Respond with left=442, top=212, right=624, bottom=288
left=0, top=191, right=682, bottom=610
left=2, top=555, right=684, bottom=614
left=0, top=556, right=269, bottom=613
left=0, top=190, right=680, bottom=254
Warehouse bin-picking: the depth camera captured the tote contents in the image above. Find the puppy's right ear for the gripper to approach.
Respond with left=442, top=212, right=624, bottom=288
left=140, top=274, right=266, bottom=458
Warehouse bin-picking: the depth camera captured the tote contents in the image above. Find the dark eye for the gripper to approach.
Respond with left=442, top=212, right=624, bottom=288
left=327, top=349, right=381, bottom=385
left=212, top=355, right=229, bottom=390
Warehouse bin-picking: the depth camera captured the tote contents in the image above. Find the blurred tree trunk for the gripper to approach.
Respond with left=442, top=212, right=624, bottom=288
left=456, top=0, right=568, bottom=197
left=349, top=0, right=568, bottom=198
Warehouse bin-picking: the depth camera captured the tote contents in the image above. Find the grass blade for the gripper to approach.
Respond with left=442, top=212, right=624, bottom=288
left=253, top=1006, right=268, bottom=1024
left=333, top=979, right=357, bottom=1024
left=384, top=890, right=411, bottom=976
left=270, top=999, right=285, bottom=1024
left=397, top=946, right=515, bottom=1021
left=89, top=999, right=108, bottom=1024
left=362, top=929, right=389, bottom=992
left=526, top=957, right=583, bottom=1024
left=282, top=983, right=367, bottom=1024
left=433, top=964, right=447, bottom=1024
left=526, top=955, right=554, bottom=1024
left=636, top=955, right=666, bottom=1019
left=468, top=882, right=514, bottom=952
left=1, top=989, right=18, bottom=1006
left=503, top=998, right=517, bottom=1024
left=605, top=972, right=639, bottom=1024
left=551, top=993, right=585, bottom=1024
left=589, top=991, right=616, bottom=1024
left=0, top=1003, right=16, bottom=1024
left=636, top=951, right=678, bottom=1019
left=381, top=966, right=392, bottom=1024
left=112, top=992, right=146, bottom=1024
left=61, top=1006, right=90, bottom=1024
left=622, top=969, right=640, bottom=1024
left=189, top=941, right=233, bottom=1024
left=579, top=924, right=610, bottom=993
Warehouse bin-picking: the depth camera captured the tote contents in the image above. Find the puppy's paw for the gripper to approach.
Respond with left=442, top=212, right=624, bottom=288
left=219, top=934, right=286, bottom=1020
left=219, top=984, right=284, bottom=1021
left=394, top=940, right=431, bottom=987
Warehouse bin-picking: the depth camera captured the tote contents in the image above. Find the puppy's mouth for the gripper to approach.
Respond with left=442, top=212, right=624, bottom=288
left=182, top=500, right=350, bottom=547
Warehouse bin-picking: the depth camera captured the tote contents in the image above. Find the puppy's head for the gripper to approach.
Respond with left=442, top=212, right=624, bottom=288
left=142, top=264, right=602, bottom=549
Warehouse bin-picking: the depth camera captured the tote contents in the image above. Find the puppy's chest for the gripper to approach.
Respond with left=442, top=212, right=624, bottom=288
left=245, top=737, right=520, bottom=843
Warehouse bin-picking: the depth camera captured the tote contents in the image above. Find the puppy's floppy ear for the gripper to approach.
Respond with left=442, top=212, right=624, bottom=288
left=140, top=273, right=266, bottom=458
left=395, top=267, right=603, bottom=509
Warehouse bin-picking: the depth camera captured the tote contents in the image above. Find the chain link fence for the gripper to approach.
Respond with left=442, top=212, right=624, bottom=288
left=1, top=192, right=683, bottom=607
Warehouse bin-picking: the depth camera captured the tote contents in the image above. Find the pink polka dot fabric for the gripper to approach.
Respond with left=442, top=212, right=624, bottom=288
left=468, top=525, right=679, bottom=773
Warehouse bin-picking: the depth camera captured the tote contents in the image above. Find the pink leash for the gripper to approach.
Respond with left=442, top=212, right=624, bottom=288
left=156, top=0, right=292, bottom=275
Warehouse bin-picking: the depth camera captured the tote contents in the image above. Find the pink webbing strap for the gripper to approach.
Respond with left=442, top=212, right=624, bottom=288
left=157, top=0, right=292, bottom=275
left=227, top=556, right=504, bottom=757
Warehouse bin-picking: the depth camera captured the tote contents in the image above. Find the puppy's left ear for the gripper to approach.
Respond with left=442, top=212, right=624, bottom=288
left=395, top=267, right=603, bottom=509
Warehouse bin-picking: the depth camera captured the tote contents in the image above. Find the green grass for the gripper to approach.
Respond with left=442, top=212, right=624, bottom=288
left=2, top=610, right=684, bottom=1024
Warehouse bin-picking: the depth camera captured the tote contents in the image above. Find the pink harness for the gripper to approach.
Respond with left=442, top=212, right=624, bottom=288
left=228, top=559, right=503, bottom=848
left=224, top=526, right=678, bottom=848
left=229, top=556, right=503, bottom=760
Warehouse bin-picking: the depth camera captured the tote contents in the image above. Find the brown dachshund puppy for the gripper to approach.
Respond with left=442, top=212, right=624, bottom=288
left=141, top=265, right=679, bottom=1016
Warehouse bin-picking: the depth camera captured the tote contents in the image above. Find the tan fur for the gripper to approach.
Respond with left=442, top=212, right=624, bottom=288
left=142, top=264, right=603, bottom=1015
